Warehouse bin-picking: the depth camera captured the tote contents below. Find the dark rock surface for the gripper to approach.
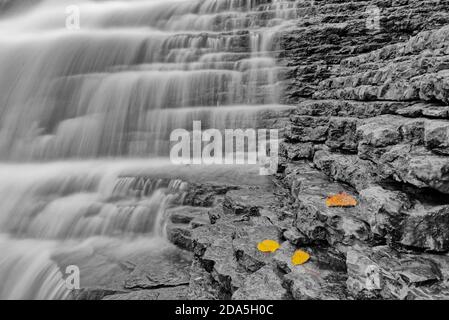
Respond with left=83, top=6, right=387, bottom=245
left=56, top=241, right=193, bottom=300
left=346, top=245, right=449, bottom=299
left=273, top=0, right=449, bottom=300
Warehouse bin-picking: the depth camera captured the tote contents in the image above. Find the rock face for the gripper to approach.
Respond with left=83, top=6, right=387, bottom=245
left=274, top=0, right=449, bottom=300
left=280, top=0, right=449, bottom=103
left=346, top=245, right=449, bottom=299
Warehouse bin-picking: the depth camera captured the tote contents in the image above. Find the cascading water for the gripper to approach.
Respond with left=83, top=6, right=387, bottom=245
left=0, top=0, right=299, bottom=299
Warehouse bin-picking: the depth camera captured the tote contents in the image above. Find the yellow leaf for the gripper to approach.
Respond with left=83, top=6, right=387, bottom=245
left=326, top=192, right=357, bottom=207
left=257, top=240, right=280, bottom=253
left=291, top=250, right=310, bottom=266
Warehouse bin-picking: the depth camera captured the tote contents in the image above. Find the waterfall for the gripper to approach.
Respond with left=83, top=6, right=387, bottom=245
left=0, top=0, right=298, bottom=299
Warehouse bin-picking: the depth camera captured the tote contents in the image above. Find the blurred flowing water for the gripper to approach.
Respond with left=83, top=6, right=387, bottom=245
left=0, top=0, right=298, bottom=299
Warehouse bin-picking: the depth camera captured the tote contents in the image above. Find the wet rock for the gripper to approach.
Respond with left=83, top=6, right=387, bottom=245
left=296, top=194, right=371, bottom=246
left=223, top=188, right=277, bottom=217
left=208, top=207, right=222, bottom=224
left=378, top=145, right=449, bottom=194
left=184, top=184, right=238, bottom=207
left=284, top=162, right=371, bottom=245
left=358, top=186, right=411, bottom=241
left=416, top=70, right=449, bottom=104
left=425, top=120, right=449, bottom=155
left=280, top=141, right=314, bottom=160
left=275, top=0, right=449, bottom=301
left=397, top=103, right=449, bottom=119
left=54, top=241, right=192, bottom=300
left=294, top=100, right=407, bottom=119
left=396, top=104, right=430, bottom=118
left=102, top=286, right=189, bottom=300
left=232, top=266, right=288, bottom=300
left=191, top=222, right=247, bottom=297
left=356, top=116, right=403, bottom=148
left=399, top=119, right=425, bottom=145
left=123, top=249, right=192, bottom=290
left=422, top=107, right=449, bottom=119
left=73, top=288, right=119, bottom=300
left=166, top=223, right=194, bottom=252
left=167, top=206, right=210, bottom=224
left=310, top=25, right=449, bottom=104
left=190, top=217, right=209, bottom=229
left=166, top=206, right=211, bottom=251
left=313, top=149, right=379, bottom=191
left=346, top=245, right=449, bottom=300
left=400, top=205, right=449, bottom=252
left=285, top=115, right=329, bottom=143
left=283, top=228, right=309, bottom=246
left=233, top=223, right=281, bottom=272
left=187, top=259, right=219, bottom=300
left=189, top=181, right=287, bottom=298
left=274, top=242, right=347, bottom=300
left=326, top=117, right=359, bottom=152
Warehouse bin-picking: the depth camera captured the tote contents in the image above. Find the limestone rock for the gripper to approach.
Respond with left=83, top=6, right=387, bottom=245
left=284, top=162, right=371, bottom=245
left=166, top=223, right=194, bottom=252
left=184, top=184, right=238, bottom=207
left=167, top=206, right=210, bottom=224
left=400, top=205, right=449, bottom=252
left=283, top=228, right=309, bottom=246
left=280, top=141, right=314, bottom=160
left=346, top=245, right=449, bottom=300
left=274, top=242, right=347, bottom=300
left=223, top=188, right=277, bottom=216
left=233, top=224, right=281, bottom=272
left=425, top=120, right=449, bottom=155
left=326, top=117, right=359, bottom=152
left=356, top=116, right=403, bottom=148
left=358, top=186, right=411, bottom=241
left=313, top=149, right=379, bottom=191
left=166, top=206, right=211, bottom=251
left=285, top=115, right=329, bottom=143
left=191, top=221, right=247, bottom=297
left=379, top=145, right=449, bottom=194
left=102, top=286, right=189, bottom=300
left=232, top=266, right=288, bottom=300
left=55, top=241, right=192, bottom=300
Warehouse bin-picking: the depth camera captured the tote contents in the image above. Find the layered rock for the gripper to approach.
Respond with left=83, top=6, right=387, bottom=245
left=276, top=0, right=449, bottom=300
left=96, top=0, right=449, bottom=301
left=280, top=0, right=449, bottom=102
left=346, top=245, right=449, bottom=299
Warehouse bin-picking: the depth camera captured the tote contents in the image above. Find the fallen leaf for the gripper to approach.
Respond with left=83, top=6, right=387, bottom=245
left=326, top=192, right=357, bottom=207
left=291, top=250, right=310, bottom=266
left=257, top=239, right=280, bottom=253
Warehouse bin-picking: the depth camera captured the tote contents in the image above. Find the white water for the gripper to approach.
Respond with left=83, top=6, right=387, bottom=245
left=0, top=0, right=299, bottom=299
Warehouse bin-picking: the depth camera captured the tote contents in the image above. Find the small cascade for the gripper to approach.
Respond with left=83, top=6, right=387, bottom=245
left=0, top=162, right=189, bottom=240
left=0, top=238, right=71, bottom=300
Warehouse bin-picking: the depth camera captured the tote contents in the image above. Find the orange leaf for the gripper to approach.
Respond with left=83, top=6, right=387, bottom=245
left=291, top=250, right=310, bottom=266
left=326, top=192, right=357, bottom=207
left=257, top=240, right=280, bottom=253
